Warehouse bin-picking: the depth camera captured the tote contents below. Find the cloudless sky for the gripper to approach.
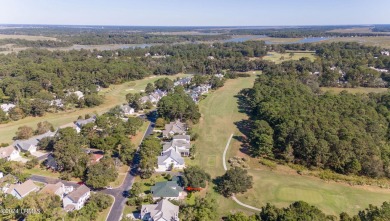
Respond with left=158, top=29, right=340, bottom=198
left=0, top=0, right=389, bottom=26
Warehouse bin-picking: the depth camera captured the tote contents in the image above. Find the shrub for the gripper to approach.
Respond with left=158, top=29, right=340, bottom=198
left=259, top=158, right=277, bottom=170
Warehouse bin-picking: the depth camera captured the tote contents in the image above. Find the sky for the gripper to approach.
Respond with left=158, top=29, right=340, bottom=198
left=0, top=0, right=389, bottom=26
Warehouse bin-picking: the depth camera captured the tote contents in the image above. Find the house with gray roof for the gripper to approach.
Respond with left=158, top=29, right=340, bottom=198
left=157, top=150, right=185, bottom=172
left=5, top=180, right=39, bottom=199
left=14, top=130, right=56, bottom=153
left=150, top=178, right=184, bottom=200
left=174, top=77, right=192, bottom=87
left=140, top=199, right=180, bottom=221
left=74, top=116, right=96, bottom=133
left=162, top=135, right=191, bottom=157
left=120, top=104, right=135, bottom=115
left=162, top=120, right=187, bottom=138
left=63, top=185, right=90, bottom=211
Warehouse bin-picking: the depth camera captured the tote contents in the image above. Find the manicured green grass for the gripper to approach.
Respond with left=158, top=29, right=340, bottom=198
left=235, top=169, right=390, bottom=216
left=263, top=51, right=316, bottom=64
left=0, top=74, right=189, bottom=143
left=24, top=167, right=60, bottom=179
left=191, top=74, right=259, bottom=216
left=131, top=122, right=150, bottom=147
left=321, top=87, right=388, bottom=94
left=192, top=73, right=390, bottom=217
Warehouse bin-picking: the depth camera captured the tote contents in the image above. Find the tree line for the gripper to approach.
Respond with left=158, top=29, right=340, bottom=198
left=241, top=71, right=390, bottom=178
left=225, top=201, right=390, bottom=221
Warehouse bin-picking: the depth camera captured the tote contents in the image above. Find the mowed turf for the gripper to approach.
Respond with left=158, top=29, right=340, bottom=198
left=191, top=74, right=259, bottom=216
left=191, top=72, right=390, bottom=217
left=321, top=87, right=388, bottom=94
left=263, top=51, right=316, bottom=64
left=235, top=169, right=390, bottom=216
left=0, top=74, right=189, bottom=143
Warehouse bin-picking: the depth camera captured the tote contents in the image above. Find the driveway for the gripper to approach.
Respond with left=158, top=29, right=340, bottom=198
left=12, top=156, right=29, bottom=163
left=31, top=151, right=47, bottom=158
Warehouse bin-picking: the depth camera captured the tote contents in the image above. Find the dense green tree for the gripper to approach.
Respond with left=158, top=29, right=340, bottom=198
left=180, top=195, right=217, bottom=221
left=242, top=73, right=390, bottom=178
left=145, top=83, right=155, bottom=94
left=182, top=166, right=211, bottom=188
left=139, top=137, right=161, bottom=178
left=215, top=167, right=253, bottom=197
left=84, top=94, right=104, bottom=107
left=86, top=157, right=118, bottom=189
left=157, top=90, right=200, bottom=123
left=154, top=78, right=174, bottom=91
left=249, top=120, right=274, bottom=158
left=126, top=93, right=143, bottom=111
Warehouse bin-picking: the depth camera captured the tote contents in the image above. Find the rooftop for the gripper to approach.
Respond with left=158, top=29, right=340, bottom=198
left=66, top=185, right=90, bottom=202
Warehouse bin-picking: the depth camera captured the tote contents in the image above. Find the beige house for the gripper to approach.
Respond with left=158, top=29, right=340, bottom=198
left=40, top=182, right=74, bottom=199
left=5, top=180, right=39, bottom=199
left=0, top=146, right=20, bottom=161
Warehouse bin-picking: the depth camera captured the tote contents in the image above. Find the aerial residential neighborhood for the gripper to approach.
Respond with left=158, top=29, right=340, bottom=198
left=1, top=1, right=390, bottom=221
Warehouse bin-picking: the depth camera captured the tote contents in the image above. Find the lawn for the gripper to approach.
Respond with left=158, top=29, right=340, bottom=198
left=192, top=73, right=390, bottom=217
left=131, top=122, right=150, bottom=147
left=0, top=74, right=189, bottom=144
left=235, top=168, right=390, bottom=216
left=97, top=195, right=114, bottom=221
left=191, top=74, right=259, bottom=216
left=24, top=167, right=60, bottom=179
left=263, top=51, right=316, bottom=64
left=321, top=87, right=388, bottom=94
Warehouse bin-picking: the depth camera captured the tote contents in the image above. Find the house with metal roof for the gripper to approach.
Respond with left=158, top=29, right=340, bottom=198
left=74, top=116, right=96, bottom=133
left=40, top=182, right=74, bottom=199
left=162, top=120, right=187, bottom=138
left=162, top=135, right=191, bottom=157
left=140, top=199, right=180, bottom=221
left=5, top=180, right=39, bottom=199
left=14, top=130, right=56, bottom=153
left=156, top=150, right=185, bottom=172
left=150, top=177, right=184, bottom=200
left=63, top=185, right=90, bottom=211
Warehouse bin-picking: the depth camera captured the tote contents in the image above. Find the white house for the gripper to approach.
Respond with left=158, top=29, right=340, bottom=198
left=381, top=51, right=390, bottom=56
left=5, top=180, right=39, bottom=199
left=40, top=182, right=74, bottom=199
left=50, top=99, right=64, bottom=108
left=63, top=185, right=90, bottom=211
left=156, top=150, right=185, bottom=172
left=120, top=104, right=135, bottom=115
left=0, top=146, right=20, bottom=161
left=162, top=135, right=191, bottom=157
left=0, top=103, right=15, bottom=113
left=140, top=199, right=180, bottom=221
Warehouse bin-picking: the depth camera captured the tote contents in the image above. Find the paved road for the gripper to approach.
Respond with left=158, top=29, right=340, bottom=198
left=104, top=111, right=157, bottom=221
left=30, top=175, right=79, bottom=189
left=29, top=111, right=157, bottom=221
